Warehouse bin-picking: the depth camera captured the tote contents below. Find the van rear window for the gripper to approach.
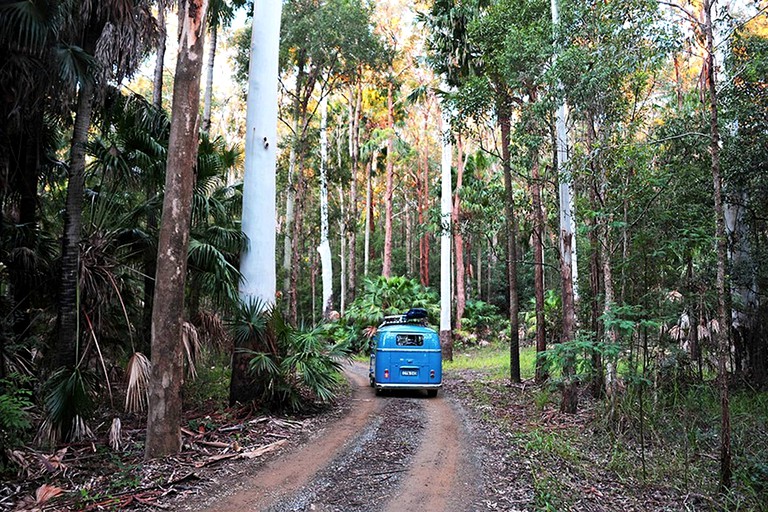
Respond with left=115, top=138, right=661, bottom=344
left=396, top=334, right=424, bottom=346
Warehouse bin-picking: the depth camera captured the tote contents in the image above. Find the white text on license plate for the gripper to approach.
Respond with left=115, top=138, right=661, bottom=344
left=401, top=369, right=418, bottom=376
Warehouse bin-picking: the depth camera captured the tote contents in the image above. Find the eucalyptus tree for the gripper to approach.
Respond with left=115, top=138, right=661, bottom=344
left=550, top=0, right=577, bottom=385
left=722, top=30, right=768, bottom=388
left=232, top=0, right=282, bottom=405
left=145, top=0, right=208, bottom=459
left=468, top=0, right=553, bottom=387
left=278, top=0, right=386, bottom=323
left=420, top=0, right=484, bottom=366
left=554, top=0, right=670, bottom=403
left=202, top=0, right=246, bottom=133
left=702, top=0, right=732, bottom=491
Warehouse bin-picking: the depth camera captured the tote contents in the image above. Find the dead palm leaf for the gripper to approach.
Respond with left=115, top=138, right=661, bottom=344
left=109, top=417, right=122, bottom=451
left=182, top=321, right=200, bottom=380
left=124, top=352, right=150, bottom=413
left=35, top=483, right=64, bottom=505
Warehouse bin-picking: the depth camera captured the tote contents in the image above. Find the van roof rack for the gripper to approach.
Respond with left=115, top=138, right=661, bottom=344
left=380, top=308, right=429, bottom=326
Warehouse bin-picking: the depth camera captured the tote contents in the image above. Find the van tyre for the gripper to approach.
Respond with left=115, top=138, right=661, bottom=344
left=427, top=389, right=438, bottom=398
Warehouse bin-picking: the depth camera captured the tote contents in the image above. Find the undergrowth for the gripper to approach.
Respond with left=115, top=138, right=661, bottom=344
left=447, top=342, right=768, bottom=511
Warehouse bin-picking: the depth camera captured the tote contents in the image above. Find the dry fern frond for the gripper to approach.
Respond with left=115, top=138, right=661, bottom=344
left=125, top=352, right=151, bottom=413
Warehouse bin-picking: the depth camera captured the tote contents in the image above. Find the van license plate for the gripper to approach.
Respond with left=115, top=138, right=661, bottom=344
left=401, top=369, right=418, bottom=376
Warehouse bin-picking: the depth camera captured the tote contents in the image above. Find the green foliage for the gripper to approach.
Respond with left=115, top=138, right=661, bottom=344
left=522, top=290, right=562, bottom=343
left=0, top=376, right=34, bottom=456
left=540, top=334, right=621, bottom=385
left=182, top=348, right=232, bottom=411
left=233, top=303, right=351, bottom=411
left=40, top=366, right=99, bottom=445
left=344, top=276, right=439, bottom=334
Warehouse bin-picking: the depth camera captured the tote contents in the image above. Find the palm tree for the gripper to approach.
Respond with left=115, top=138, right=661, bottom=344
left=53, top=0, right=155, bottom=370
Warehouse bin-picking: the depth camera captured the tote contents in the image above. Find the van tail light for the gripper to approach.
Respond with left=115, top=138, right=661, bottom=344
left=430, top=370, right=435, bottom=379
left=384, top=369, right=390, bottom=379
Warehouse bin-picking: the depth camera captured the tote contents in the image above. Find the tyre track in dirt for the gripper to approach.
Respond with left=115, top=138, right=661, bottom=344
left=192, top=361, right=480, bottom=511
left=382, top=395, right=479, bottom=512
left=196, top=362, right=381, bottom=511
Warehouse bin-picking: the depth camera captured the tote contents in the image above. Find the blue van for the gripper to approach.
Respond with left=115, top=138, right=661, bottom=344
left=368, top=308, right=442, bottom=397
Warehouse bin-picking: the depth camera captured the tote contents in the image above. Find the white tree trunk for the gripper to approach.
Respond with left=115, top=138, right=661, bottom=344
left=440, top=105, right=452, bottom=353
left=239, top=0, right=282, bottom=307
left=202, top=22, right=217, bottom=133
left=552, top=0, right=579, bottom=346
left=317, top=95, right=334, bottom=319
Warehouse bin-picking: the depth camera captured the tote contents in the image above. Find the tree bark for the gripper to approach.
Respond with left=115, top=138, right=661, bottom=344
left=318, top=95, right=333, bottom=319
left=347, top=81, right=361, bottom=303
left=419, top=100, right=431, bottom=287
left=202, top=22, right=217, bottom=133
left=532, top=147, right=547, bottom=383
left=152, top=5, right=167, bottom=110
left=364, top=152, right=374, bottom=277
left=703, top=0, right=731, bottom=491
left=453, top=133, right=466, bottom=329
left=382, top=83, right=395, bottom=278
left=54, top=79, right=95, bottom=370
left=500, top=102, right=520, bottom=383
left=145, top=0, right=208, bottom=460
left=440, top=106, right=453, bottom=362
left=144, top=3, right=167, bottom=352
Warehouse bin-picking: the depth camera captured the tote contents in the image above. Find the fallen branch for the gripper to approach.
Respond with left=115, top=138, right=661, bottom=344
left=193, top=440, right=287, bottom=467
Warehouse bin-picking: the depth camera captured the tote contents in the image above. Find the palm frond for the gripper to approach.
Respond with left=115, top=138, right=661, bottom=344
left=40, top=367, right=98, bottom=445
left=125, top=352, right=150, bottom=413
left=182, top=321, right=200, bottom=380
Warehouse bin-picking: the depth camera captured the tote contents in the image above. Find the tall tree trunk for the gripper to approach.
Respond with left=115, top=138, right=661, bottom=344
left=500, top=102, right=520, bottom=383
left=347, top=81, right=361, bottom=303
left=231, top=0, right=281, bottom=405
left=145, top=0, right=208, bottom=460
left=289, top=176, right=305, bottom=324
left=440, top=106, right=453, bottom=362
left=317, top=95, right=333, bottom=319
left=382, top=83, right=395, bottom=278
left=152, top=5, right=167, bottom=110
left=419, top=103, right=431, bottom=287
left=703, top=0, right=731, bottom=491
left=283, top=104, right=301, bottom=296
left=364, top=152, right=374, bottom=277
left=144, top=3, right=167, bottom=352
left=338, top=185, right=347, bottom=314
left=202, top=22, right=217, bottom=134
left=453, top=133, right=466, bottom=329
left=405, top=196, right=413, bottom=276
left=552, top=0, right=579, bottom=405
left=54, top=79, right=95, bottom=370
left=532, top=147, right=547, bottom=383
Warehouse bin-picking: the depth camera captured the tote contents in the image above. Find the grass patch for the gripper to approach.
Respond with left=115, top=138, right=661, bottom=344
left=445, top=343, right=537, bottom=380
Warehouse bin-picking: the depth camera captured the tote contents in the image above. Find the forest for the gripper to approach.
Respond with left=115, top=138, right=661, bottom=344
left=1, top=0, right=767, bottom=510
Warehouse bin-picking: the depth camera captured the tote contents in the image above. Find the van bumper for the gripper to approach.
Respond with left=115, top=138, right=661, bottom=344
left=374, top=382, right=442, bottom=390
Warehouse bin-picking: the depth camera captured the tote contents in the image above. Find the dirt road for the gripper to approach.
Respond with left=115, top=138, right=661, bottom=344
left=186, top=361, right=480, bottom=511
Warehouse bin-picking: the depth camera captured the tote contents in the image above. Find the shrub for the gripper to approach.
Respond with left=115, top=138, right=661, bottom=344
left=233, top=304, right=351, bottom=411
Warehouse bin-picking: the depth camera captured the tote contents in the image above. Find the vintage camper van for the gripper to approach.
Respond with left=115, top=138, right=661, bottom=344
left=368, top=308, right=442, bottom=397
